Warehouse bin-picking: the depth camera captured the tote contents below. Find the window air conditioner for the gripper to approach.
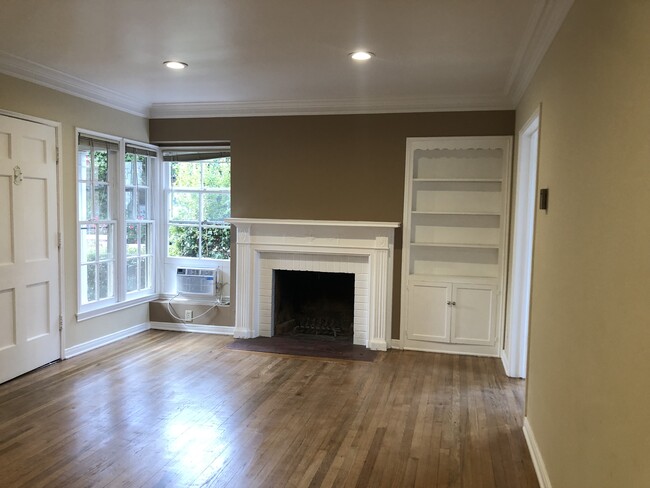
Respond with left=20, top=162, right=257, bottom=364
left=176, top=267, right=218, bottom=296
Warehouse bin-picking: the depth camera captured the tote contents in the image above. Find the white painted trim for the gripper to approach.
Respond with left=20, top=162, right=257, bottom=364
left=150, top=321, right=234, bottom=336
left=505, top=0, right=574, bottom=105
left=63, top=322, right=150, bottom=359
left=523, top=417, right=553, bottom=488
left=150, top=95, right=511, bottom=119
left=226, top=218, right=400, bottom=229
left=503, top=107, right=540, bottom=378
left=0, top=51, right=149, bottom=117
left=76, top=294, right=158, bottom=322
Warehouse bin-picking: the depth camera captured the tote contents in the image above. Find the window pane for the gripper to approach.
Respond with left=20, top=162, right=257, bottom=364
left=171, top=192, right=199, bottom=221
left=171, top=162, right=201, bottom=188
left=140, top=256, right=150, bottom=290
left=98, top=224, right=113, bottom=260
left=126, top=224, right=138, bottom=256
left=168, top=225, right=199, bottom=257
left=124, top=188, right=134, bottom=220
left=80, top=224, right=97, bottom=263
left=78, top=182, right=92, bottom=221
left=137, top=156, right=148, bottom=186
left=137, top=188, right=148, bottom=219
left=78, top=151, right=92, bottom=181
left=97, top=262, right=113, bottom=300
left=126, top=258, right=138, bottom=292
left=140, top=224, right=151, bottom=255
left=81, top=264, right=96, bottom=304
left=201, top=227, right=231, bottom=260
left=94, top=150, right=109, bottom=183
left=202, top=193, right=231, bottom=223
left=125, top=154, right=136, bottom=186
left=203, top=160, right=231, bottom=189
left=94, top=184, right=109, bottom=220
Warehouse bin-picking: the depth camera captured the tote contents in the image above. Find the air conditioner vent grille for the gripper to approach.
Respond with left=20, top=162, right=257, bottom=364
left=176, top=267, right=218, bottom=296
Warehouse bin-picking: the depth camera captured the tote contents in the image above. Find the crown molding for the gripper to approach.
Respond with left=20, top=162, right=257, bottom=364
left=149, top=94, right=512, bottom=119
left=0, top=51, right=150, bottom=117
left=505, top=0, right=575, bottom=106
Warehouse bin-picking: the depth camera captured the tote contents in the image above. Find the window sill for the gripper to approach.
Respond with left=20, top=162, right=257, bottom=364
left=77, top=294, right=159, bottom=322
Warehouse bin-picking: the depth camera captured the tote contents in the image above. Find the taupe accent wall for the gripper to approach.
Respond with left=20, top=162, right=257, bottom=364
left=151, top=111, right=515, bottom=337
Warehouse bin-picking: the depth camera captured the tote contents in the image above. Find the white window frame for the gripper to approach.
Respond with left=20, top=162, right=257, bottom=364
left=162, top=148, right=231, bottom=271
left=75, top=129, right=159, bottom=320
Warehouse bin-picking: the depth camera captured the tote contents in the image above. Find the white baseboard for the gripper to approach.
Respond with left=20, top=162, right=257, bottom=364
left=523, top=417, right=552, bottom=488
left=150, top=321, right=234, bottom=336
left=64, top=322, right=150, bottom=359
left=501, top=350, right=512, bottom=376
left=389, top=339, right=404, bottom=350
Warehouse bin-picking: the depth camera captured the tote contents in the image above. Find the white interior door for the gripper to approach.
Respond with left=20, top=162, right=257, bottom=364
left=0, top=114, right=60, bottom=384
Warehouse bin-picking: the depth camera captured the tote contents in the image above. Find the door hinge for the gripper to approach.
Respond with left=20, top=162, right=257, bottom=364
left=56, top=147, right=60, bottom=165
left=58, top=315, right=63, bottom=331
left=57, top=232, right=62, bottom=249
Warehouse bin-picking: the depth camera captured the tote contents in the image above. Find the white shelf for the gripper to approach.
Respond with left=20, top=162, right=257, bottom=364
left=411, top=211, right=501, bottom=217
left=410, top=242, right=499, bottom=249
left=413, top=178, right=502, bottom=183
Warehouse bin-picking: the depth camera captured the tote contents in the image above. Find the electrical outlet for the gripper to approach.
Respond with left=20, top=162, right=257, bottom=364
left=184, top=310, right=193, bottom=322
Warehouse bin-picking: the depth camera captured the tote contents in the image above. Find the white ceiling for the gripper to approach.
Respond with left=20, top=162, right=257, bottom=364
left=0, top=0, right=573, bottom=118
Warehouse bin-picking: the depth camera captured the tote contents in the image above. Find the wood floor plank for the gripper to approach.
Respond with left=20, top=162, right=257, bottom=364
left=0, top=330, right=538, bottom=487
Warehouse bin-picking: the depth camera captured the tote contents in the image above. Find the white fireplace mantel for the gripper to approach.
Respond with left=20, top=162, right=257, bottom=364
left=226, top=218, right=400, bottom=351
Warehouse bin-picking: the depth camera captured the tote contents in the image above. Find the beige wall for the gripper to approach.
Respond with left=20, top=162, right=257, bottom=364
left=517, top=1, right=650, bottom=486
left=150, top=111, right=515, bottom=337
left=0, top=74, right=150, bottom=349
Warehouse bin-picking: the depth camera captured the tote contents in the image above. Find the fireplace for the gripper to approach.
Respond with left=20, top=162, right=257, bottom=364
left=273, top=270, right=355, bottom=340
left=226, top=218, right=399, bottom=350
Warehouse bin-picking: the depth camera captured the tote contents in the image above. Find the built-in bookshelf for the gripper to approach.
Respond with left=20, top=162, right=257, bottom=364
left=401, top=137, right=512, bottom=355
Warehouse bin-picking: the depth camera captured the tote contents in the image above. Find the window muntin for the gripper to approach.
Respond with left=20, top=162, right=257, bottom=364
left=167, top=156, right=231, bottom=260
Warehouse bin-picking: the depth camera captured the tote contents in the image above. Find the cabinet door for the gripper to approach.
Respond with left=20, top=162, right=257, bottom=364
left=450, top=284, right=496, bottom=345
left=406, top=282, right=451, bottom=343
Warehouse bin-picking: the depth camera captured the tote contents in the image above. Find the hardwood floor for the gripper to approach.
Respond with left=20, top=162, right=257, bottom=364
left=0, top=331, right=538, bottom=487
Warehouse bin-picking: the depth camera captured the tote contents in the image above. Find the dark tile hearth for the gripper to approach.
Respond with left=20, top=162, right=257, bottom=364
left=226, top=336, right=379, bottom=362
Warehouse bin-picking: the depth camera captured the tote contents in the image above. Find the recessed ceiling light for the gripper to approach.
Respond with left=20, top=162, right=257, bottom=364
left=164, top=61, right=188, bottom=70
left=350, top=51, right=374, bottom=61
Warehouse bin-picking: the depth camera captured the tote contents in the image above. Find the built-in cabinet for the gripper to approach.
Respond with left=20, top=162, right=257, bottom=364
left=400, top=136, right=512, bottom=356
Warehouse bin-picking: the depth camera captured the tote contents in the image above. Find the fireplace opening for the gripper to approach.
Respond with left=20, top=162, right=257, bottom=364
left=273, top=270, right=355, bottom=341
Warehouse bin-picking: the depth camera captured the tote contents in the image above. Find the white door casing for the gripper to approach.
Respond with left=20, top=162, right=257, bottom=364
left=503, top=108, right=540, bottom=378
left=0, top=114, right=60, bottom=384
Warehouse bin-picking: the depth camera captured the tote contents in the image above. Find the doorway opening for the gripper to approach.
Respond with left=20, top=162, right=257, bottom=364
left=503, top=107, right=540, bottom=378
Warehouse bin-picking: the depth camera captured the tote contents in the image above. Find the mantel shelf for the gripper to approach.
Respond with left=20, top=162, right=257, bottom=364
left=225, top=218, right=400, bottom=229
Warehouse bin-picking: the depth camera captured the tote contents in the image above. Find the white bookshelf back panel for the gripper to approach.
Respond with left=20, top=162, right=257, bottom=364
left=413, top=149, right=503, bottom=180
left=413, top=190, right=502, bottom=214
left=412, top=225, right=500, bottom=246
left=411, top=259, right=499, bottom=278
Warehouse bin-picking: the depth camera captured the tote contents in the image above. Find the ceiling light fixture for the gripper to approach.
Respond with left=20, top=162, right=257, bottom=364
left=350, top=51, right=374, bottom=61
left=164, top=60, right=188, bottom=70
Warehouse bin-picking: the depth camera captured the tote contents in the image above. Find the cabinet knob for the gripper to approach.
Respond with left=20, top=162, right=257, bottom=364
left=446, top=301, right=451, bottom=305
left=452, top=301, right=456, bottom=306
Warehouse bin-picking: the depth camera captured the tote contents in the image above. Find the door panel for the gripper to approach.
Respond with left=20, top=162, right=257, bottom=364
left=406, top=282, right=451, bottom=343
left=0, top=114, right=60, bottom=384
left=451, top=284, right=495, bottom=345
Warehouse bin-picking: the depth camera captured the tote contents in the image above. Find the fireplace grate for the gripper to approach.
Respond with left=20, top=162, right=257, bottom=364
left=292, top=316, right=350, bottom=339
